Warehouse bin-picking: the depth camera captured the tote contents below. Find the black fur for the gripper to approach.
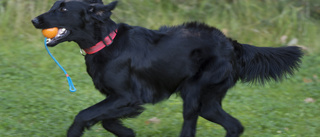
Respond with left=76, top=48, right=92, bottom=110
left=32, top=1, right=303, bottom=137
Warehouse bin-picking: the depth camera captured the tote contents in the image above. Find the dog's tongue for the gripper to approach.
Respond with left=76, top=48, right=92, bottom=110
left=42, top=27, right=58, bottom=38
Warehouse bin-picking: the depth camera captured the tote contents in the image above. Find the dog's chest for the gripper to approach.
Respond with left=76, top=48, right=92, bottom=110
left=85, top=55, right=132, bottom=94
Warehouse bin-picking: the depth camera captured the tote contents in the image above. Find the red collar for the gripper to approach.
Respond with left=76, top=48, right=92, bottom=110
left=84, top=30, right=118, bottom=54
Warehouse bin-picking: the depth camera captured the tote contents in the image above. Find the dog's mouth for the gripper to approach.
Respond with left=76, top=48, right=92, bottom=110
left=46, top=28, right=70, bottom=46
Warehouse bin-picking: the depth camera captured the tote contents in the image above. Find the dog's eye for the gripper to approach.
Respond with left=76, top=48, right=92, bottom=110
left=59, top=7, right=68, bottom=12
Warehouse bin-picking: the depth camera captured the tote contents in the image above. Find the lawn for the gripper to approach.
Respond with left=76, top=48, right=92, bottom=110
left=0, top=0, right=319, bottom=137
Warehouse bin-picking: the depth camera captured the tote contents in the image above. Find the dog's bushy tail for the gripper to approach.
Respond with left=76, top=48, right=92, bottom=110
left=235, top=42, right=303, bottom=84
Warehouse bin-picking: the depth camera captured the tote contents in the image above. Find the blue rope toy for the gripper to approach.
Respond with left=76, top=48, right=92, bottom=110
left=44, top=38, right=76, bottom=92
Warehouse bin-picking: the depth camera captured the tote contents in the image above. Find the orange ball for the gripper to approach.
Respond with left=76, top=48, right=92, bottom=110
left=42, top=27, right=58, bottom=38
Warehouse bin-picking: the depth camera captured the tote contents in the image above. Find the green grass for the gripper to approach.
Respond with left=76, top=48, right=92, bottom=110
left=1, top=0, right=319, bottom=137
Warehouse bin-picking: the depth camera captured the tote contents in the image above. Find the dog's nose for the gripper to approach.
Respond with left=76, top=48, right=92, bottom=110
left=31, top=18, right=39, bottom=25
left=31, top=18, right=40, bottom=26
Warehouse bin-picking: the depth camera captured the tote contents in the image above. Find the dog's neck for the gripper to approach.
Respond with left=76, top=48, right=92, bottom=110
left=75, top=21, right=118, bottom=54
left=83, top=30, right=118, bottom=54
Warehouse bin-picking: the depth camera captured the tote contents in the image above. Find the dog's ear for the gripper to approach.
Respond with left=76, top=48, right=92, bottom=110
left=90, top=1, right=118, bottom=12
left=86, top=1, right=118, bottom=22
left=104, top=1, right=118, bottom=11
left=84, top=0, right=103, bottom=4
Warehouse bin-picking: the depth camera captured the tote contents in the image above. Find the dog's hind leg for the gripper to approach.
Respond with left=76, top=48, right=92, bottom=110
left=67, top=95, right=143, bottom=137
left=199, top=90, right=244, bottom=137
left=179, top=83, right=201, bottom=137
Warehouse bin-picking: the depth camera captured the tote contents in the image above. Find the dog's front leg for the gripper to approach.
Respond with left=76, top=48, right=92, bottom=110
left=67, top=95, right=143, bottom=137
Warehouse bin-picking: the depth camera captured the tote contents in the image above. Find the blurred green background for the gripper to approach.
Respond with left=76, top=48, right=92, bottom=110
left=0, top=0, right=319, bottom=136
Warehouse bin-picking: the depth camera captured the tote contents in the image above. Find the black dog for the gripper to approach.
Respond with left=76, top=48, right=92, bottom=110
left=32, top=0, right=303, bottom=137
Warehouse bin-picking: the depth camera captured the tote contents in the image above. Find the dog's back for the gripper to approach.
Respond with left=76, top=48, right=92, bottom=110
left=120, top=22, right=239, bottom=102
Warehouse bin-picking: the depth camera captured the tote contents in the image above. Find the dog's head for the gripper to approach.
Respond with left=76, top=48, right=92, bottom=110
left=32, top=0, right=118, bottom=47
